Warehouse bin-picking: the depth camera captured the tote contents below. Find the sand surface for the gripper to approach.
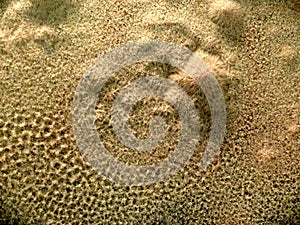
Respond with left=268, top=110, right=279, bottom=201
left=1, top=0, right=299, bottom=224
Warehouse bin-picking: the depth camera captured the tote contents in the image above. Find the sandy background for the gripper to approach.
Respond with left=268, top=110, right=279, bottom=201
left=0, top=0, right=299, bottom=224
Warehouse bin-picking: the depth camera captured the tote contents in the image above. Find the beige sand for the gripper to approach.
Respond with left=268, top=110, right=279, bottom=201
left=0, top=0, right=299, bottom=224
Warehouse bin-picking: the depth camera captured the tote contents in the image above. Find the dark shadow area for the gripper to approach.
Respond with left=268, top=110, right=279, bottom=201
left=0, top=0, right=12, bottom=17
left=162, top=0, right=245, bottom=44
left=142, top=22, right=206, bottom=82
left=0, top=203, right=25, bottom=225
left=144, top=22, right=202, bottom=52
left=237, top=0, right=300, bottom=17
left=24, top=0, right=77, bottom=26
left=215, top=20, right=245, bottom=44
left=142, top=21, right=228, bottom=71
left=287, top=0, right=300, bottom=12
left=142, top=21, right=239, bottom=90
left=162, top=0, right=299, bottom=46
left=32, top=32, right=72, bottom=54
left=237, top=0, right=300, bottom=12
left=275, top=195, right=300, bottom=225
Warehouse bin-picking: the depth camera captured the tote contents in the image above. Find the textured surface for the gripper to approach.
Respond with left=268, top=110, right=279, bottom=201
left=1, top=0, right=299, bottom=224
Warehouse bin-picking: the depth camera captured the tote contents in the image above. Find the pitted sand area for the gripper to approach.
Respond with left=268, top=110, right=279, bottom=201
left=1, top=0, right=299, bottom=224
